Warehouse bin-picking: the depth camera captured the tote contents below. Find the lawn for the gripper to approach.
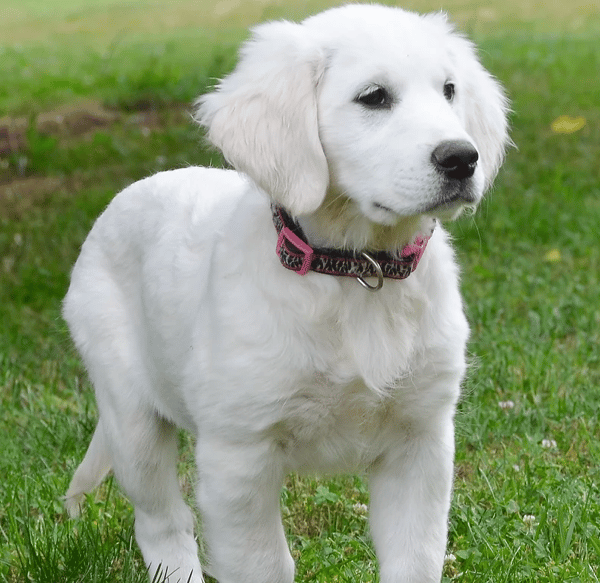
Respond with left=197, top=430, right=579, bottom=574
left=1, top=1, right=599, bottom=582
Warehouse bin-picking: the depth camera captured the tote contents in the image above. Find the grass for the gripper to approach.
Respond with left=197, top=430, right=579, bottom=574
left=1, top=0, right=599, bottom=582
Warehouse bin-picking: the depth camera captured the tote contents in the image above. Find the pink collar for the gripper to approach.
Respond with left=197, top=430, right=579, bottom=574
left=272, top=205, right=434, bottom=291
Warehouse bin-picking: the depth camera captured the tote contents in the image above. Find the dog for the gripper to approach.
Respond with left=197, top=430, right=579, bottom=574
left=63, top=4, right=509, bottom=582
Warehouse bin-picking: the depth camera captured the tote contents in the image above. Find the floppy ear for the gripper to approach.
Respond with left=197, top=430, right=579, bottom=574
left=454, top=37, right=511, bottom=189
left=195, top=21, right=328, bottom=216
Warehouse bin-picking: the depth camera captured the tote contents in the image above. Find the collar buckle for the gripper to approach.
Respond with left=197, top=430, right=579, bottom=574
left=276, top=226, right=314, bottom=276
left=401, top=235, right=428, bottom=271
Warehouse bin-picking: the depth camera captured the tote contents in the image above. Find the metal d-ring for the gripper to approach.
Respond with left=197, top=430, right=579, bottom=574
left=357, top=252, right=384, bottom=291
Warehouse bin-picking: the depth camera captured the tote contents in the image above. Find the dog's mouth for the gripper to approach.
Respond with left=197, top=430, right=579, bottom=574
left=373, top=202, right=395, bottom=214
left=425, top=191, right=476, bottom=213
left=423, top=179, right=481, bottom=214
left=372, top=187, right=478, bottom=219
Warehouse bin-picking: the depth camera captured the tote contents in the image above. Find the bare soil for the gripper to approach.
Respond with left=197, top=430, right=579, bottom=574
left=0, top=100, right=188, bottom=219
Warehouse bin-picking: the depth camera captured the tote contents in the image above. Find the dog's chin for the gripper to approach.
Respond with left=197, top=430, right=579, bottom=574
left=425, top=197, right=478, bottom=221
left=419, top=181, right=481, bottom=219
left=367, top=189, right=480, bottom=225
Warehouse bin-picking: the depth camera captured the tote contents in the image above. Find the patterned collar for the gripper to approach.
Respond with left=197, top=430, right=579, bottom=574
left=272, top=205, right=434, bottom=291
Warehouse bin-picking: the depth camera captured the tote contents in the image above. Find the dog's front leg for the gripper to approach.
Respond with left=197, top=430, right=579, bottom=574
left=196, top=437, right=293, bottom=583
left=368, top=412, right=455, bottom=583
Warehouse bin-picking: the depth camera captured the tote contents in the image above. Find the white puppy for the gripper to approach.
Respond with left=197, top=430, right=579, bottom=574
left=63, top=4, right=509, bottom=583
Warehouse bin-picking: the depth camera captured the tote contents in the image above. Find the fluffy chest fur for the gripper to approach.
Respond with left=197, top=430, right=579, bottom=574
left=210, top=278, right=467, bottom=473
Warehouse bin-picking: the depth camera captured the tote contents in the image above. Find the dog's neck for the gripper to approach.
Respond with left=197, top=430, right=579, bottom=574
left=296, top=192, right=434, bottom=253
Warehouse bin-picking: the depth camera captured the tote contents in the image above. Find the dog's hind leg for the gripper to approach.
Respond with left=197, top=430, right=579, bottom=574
left=102, top=404, right=204, bottom=583
left=65, top=421, right=112, bottom=517
left=67, top=403, right=202, bottom=582
left=65, top=344, right=202, bottom=581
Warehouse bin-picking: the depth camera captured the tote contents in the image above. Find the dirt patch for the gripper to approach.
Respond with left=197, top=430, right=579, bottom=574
left=0, top=116, right=28, bottom=157
left=0, top=100, right=193, bottom=218
left=0, top=101, right=117, bottom=218
left=37, top=100, right=118, bottom=137
left=0, top=177, right=65, bottom=219
left=0, top=100, right=119, bottom=157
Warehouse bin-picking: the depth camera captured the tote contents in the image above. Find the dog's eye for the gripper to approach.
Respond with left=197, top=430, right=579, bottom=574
left=355, top=86, right=391, bottom=109
left=443, top=82, right=455, bottom=102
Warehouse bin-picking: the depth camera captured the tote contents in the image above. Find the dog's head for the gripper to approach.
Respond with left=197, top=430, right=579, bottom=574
left=196, top=4, right=509, bottom=224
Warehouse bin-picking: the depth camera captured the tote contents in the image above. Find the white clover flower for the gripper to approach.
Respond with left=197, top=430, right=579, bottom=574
left=541, top=439, right=557, bottom=449
left=522, top=514, right=536, bottom=526
left=353, top=502, right=368, bottom=515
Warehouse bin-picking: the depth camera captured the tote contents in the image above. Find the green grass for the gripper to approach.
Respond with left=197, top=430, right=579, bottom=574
left=1, top=1, right=600, bottom=582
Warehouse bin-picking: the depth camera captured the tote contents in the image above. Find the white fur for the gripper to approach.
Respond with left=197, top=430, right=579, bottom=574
left=63, top=5, right=509, bottom=583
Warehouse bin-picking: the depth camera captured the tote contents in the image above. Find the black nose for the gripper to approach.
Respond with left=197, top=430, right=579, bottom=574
left=431, top=140, right=479, bottom=180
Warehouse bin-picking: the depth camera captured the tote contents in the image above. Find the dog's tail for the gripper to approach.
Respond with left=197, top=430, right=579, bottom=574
left=65, top=420, right=112, bottom=518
